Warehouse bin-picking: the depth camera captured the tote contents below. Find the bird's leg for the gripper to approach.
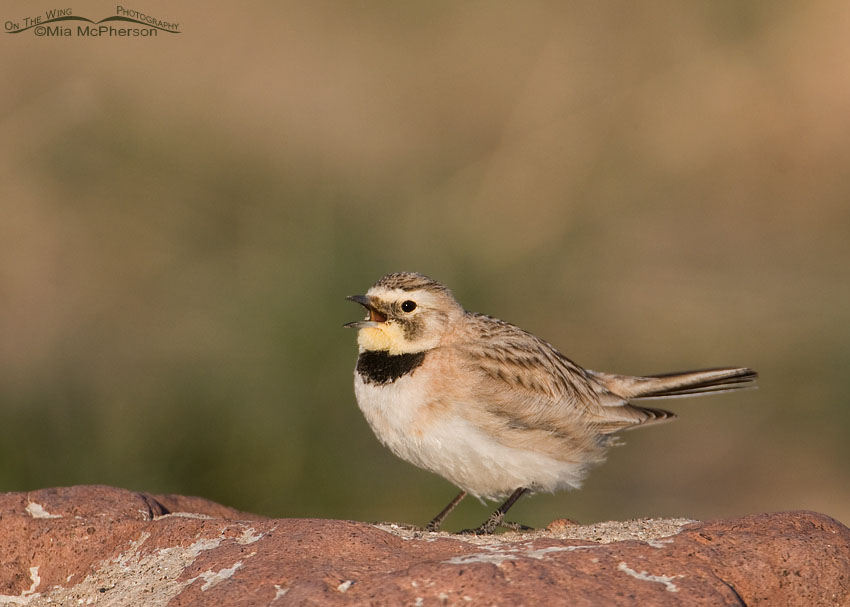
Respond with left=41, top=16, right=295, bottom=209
left=424, top=490, right=467, bottom=532
left=465, top=487, right=530, bottom=535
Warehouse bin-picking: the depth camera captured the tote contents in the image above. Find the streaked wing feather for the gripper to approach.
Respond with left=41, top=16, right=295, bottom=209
left=460, top=314, right=670, bottom=434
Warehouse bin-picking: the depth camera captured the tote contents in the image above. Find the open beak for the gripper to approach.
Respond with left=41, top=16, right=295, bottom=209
left=344, top=295, right=387, bottom=328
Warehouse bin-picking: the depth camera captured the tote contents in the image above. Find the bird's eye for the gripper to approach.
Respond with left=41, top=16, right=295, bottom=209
left=401, top=300, right=417, bottom=313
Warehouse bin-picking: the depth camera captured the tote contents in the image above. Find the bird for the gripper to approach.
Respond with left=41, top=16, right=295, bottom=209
left=344, top=271, right=757, bottom=534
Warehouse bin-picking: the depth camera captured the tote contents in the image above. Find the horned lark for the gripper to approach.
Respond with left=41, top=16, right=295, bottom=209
left=345, top=272, right=757, bottom=534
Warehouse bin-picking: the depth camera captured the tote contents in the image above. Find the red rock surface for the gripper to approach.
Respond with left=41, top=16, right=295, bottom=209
left=0, top=485, right=847, bottom=606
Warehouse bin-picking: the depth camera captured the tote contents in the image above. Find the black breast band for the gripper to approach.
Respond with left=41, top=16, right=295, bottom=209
left=356, top=350, right=426, bottom=384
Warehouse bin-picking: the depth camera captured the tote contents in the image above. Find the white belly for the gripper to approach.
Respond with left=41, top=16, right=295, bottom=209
left=353, top=371, right=589, bottom=500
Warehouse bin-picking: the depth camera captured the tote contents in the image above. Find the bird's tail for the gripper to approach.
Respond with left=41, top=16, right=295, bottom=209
left=598, top=367, right=758, bottom=401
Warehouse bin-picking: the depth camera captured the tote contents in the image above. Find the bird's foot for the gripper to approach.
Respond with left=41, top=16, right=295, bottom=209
left=374, top=521, right=420, bottom=531
left=458, top=511, right=505, bottom=535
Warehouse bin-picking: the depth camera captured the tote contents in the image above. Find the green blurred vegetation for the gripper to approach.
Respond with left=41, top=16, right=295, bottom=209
left=1, top=1, right=849, bottom=528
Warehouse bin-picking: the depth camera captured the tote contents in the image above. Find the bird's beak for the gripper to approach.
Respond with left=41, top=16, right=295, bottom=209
left=344, top=295, right=388, bottom=328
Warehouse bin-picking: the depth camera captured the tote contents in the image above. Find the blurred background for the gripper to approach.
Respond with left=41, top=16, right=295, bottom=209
left=2, top=1, right=848, bottom=529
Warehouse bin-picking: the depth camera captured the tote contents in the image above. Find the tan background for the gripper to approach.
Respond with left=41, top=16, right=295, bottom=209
left=2, top=2, right=848, bottom=529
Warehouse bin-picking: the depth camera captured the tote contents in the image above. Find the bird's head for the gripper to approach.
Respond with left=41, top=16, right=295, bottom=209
left=345, top=272, right=464, bottom=355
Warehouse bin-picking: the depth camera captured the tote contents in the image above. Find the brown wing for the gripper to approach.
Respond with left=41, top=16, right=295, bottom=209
left=457, top=313, right=675, bottom=436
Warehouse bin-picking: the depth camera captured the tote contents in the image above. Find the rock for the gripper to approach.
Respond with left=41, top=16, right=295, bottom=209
left=0, top=486, right=847, bottom=606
